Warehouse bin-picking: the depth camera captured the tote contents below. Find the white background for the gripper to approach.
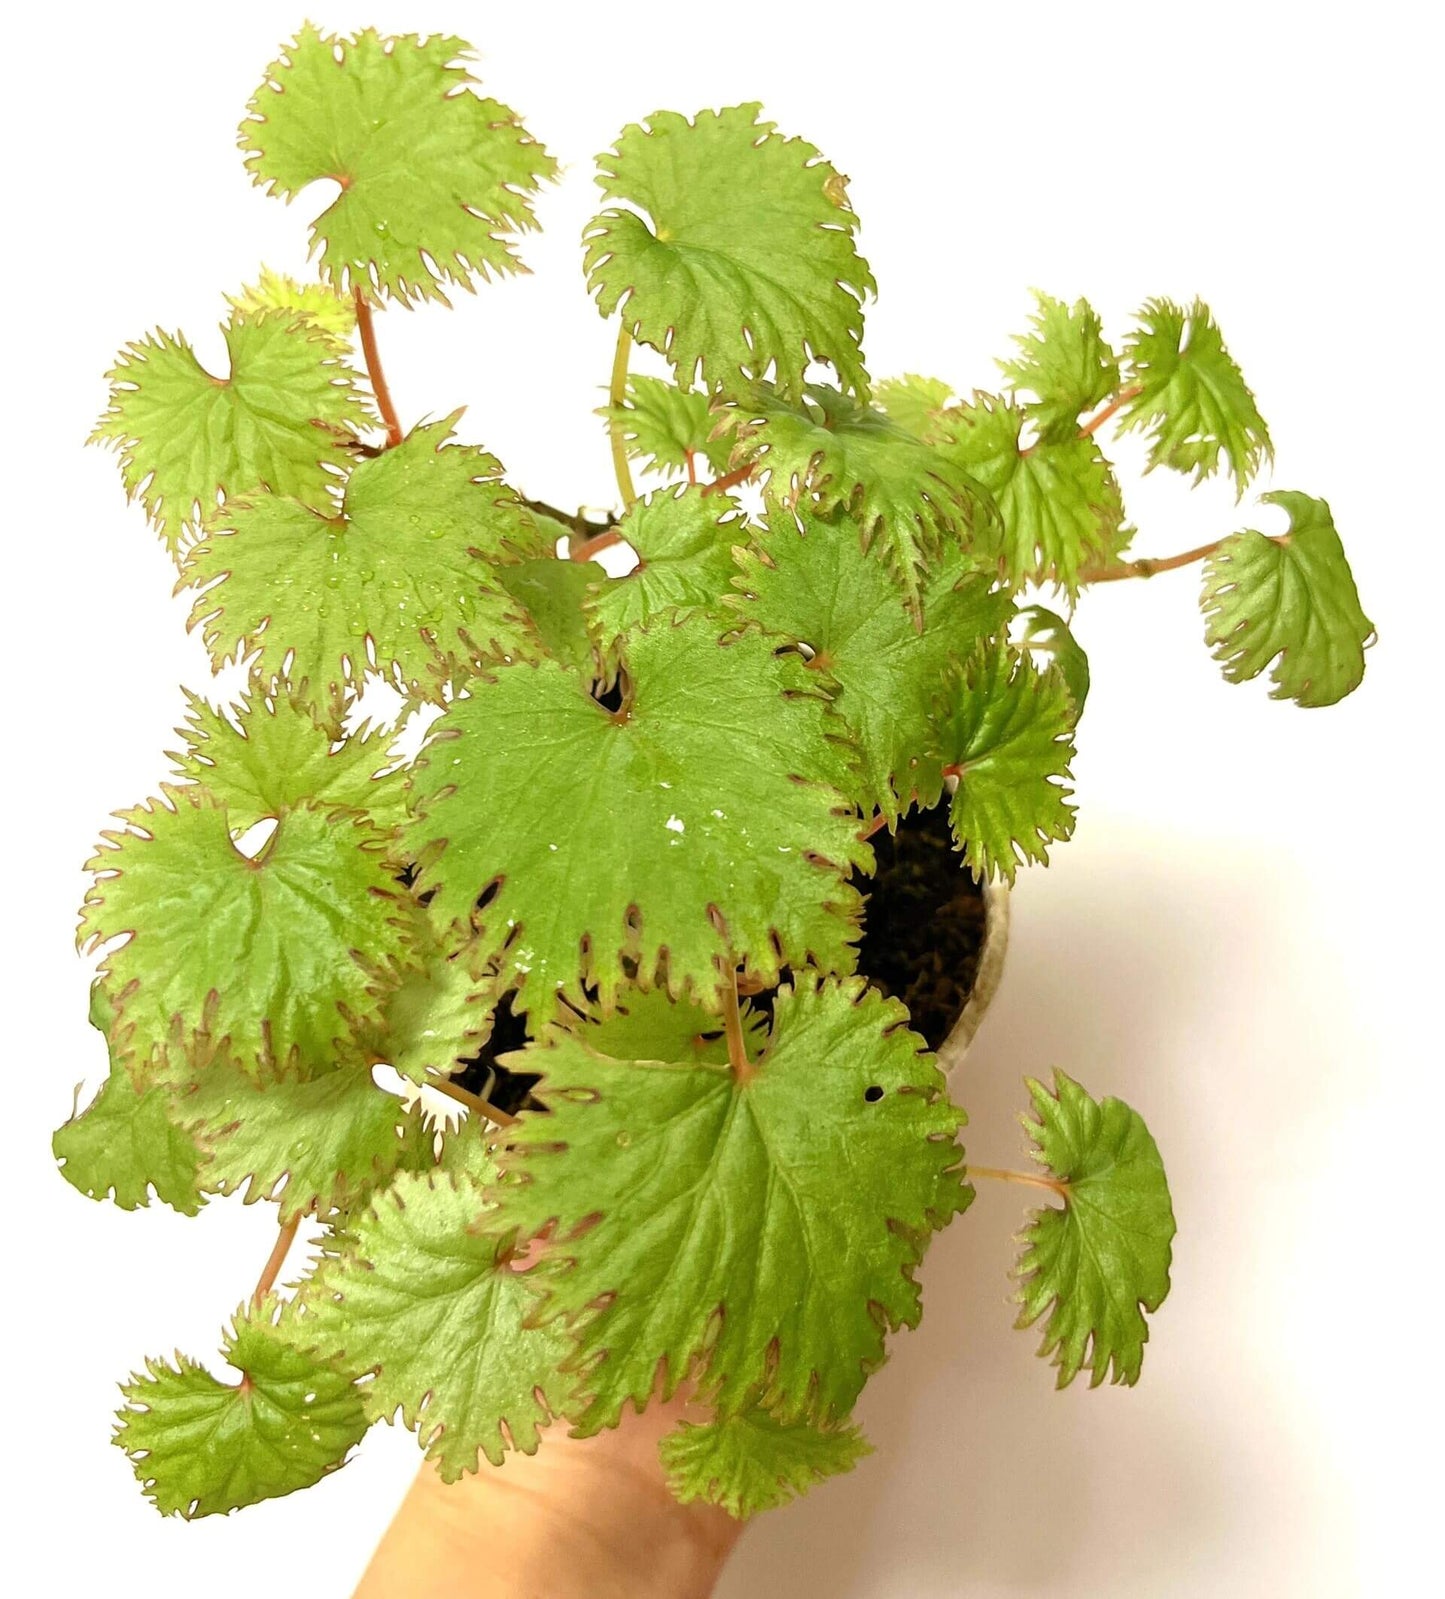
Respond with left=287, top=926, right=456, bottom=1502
left=3, top=1, right=1437, bottom=1594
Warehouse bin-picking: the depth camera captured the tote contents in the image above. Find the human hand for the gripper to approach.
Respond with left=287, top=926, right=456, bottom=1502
left=352, top=1394, right=743, bottom=1599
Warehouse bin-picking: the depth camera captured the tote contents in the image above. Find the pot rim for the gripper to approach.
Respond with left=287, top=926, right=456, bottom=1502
left=934, top=879, right=1010, bottom=1075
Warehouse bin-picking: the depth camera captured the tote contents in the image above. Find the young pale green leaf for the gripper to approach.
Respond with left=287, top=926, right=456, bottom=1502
left=584, top=105, right=873, bottom=400
left=182, top=418, right=548, bottom=717
left=495, top=558, right=603, bottom=677
left=660, top=1410, right=871, bottom=1518
left=602, top=375, right=733, bottom=479
left=492, top=976, right=967, bottom=1428
left=374, top=951, right=497, bottom=1084
left=168, top=690, right=406, bottom=833
left=935, top=396, right=1127, bottom=595
left=54, top=1067, right=203, bottom=1215
left=1012, top=1071, right=1176, bottom=1387
left=115, top=1304, right=369, bottom=1517
left=734, top=383, right=1000, bottom=615
left=406, top=620, right=869, bottom=1022
left=560, top=984, right=768, bottom=1067
left=733, top=504, right=1013, bottom=822
left=1121, top=298, right=1272, bottom=495
left=937, top=647, right=1077, bottom=883
left=588, top=486, right=745, bottom=648
left=873, top=374, right=955, bottom=443
left=303, top=1160, right=575, bottom=1479
left=91, top=314, right=368, bottom=557
left=1201, top=491, right=1372, bottom=707
left=81, top=791, right=420, bottom=1081
left=1014, top=605, right=1091, bottom=718
left=241, top=26, right=556, bottom=305
left=185, top=1062, right=429, bottom=1221
left=225, top=268, right=356, bottom=346
left=998, top=291, right=1120, bottom=444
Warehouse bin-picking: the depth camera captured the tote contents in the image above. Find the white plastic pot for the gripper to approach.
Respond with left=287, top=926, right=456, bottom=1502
left=934, top=881, right=1010, bottom=1075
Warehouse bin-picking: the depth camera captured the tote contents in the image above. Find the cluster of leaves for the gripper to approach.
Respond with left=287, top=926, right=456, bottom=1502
left=64, top=20, right=1368, bottom=1527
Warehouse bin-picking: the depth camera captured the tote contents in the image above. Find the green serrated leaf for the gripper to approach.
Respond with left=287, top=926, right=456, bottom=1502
left=937, top=647, right=1076, bottom=883
left=182, top=418, right=549, bottom=717
left=1201, top=491, right=1372, bottom=707
left=375, top=950, right=496, bottom=1084
left=81, top=790, right=420, bottom=1081
left=588, top=486, right=745, bottom=649
left=660, top=1409, right=871, bottom=1518
left=734, top=504, right=1012, bottom=822
left=998, top=291, right=1120, bottom=444
left=54, top=1067, right=203, bottom=1214
left=585, top=105, right=874, bottom=400
left=734, top=383, right=999, bottom=615
left=91, top=313, right=368, bottom=557
left=495, top=557, right=603, bottom=677
left=1121, top=297, right=1272, bottom=496
left=1014, top=605, right=1090, bottom=718
left=241, top=25, right=556, bottom=305
left=115, top=1303, right=369, bottom=1517
left=873, top=374, right=955, bottom=442
left=1012, top=1071, right=1176, bottom=1388
left=492, top=975, right=967, bottom=1428
left=935, top=395, right=1126, bottom=595
left=602, top=375, right=733, bottom=479
left=520, top=504, right=581, bottom=549
left=555, top=983, right=767, bottom=1067
left=89, top=976, right=118, bottom=1035
left=225, top=268, right=356, bottom=346
left=406, top=618, right=869, bottom=1022
left=169, top=689, right=406, bottom=833
left=303, top=1159, right=574, bottom=1479
left=185, top=1063, right=428, bottom=1221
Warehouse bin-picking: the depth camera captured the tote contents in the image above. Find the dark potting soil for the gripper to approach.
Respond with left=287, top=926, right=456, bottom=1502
left=448, top=802, right=986, bottom=1107
left=451, top=992, right=540, bottom=1116
left=853, top=803, right=986, bottom=1051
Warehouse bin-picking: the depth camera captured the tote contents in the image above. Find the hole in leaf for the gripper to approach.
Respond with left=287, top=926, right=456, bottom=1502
left=863, top=1085, right=884, bottom=1103
left=590, top=674, right=627, bottom=715
left=231, top=817, right=278, bottom=860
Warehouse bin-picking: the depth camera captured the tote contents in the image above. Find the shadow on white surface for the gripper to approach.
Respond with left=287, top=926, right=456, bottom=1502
left=719, top=834, right=1360, bottom=1597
